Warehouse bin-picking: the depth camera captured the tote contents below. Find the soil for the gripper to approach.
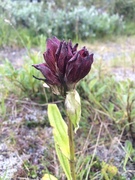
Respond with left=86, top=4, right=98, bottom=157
left=0, top=36, right=135, bottom=179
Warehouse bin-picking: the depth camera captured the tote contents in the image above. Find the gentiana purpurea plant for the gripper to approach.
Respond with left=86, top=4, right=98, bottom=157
left=33, top=37, right=94, bottom=180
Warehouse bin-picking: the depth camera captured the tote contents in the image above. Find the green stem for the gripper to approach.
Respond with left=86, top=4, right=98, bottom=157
left=68, top=117, right=76, bottom=180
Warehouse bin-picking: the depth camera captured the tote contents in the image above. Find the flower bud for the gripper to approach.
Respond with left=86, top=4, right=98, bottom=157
left=65, top=90, right=81, bottom=132
left=65, top=47, right=93, bottom=90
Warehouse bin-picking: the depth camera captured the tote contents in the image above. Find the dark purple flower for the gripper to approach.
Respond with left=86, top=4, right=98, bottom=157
left=33, top=37, right=93, bottom=95
left=65, top=47, right=93, bottom=89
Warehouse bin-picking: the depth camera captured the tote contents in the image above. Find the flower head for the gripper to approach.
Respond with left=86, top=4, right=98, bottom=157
left=33, top=37, right=93, bottom=96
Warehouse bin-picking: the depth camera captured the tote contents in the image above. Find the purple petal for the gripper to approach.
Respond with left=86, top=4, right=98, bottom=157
left=65, top=50, right=94, bottom=84
left=76, top=53, right=93, bottom=81
left=72, top=43, right=78, bottom=53
left=55, top=41, right=63, bottom=62
left=43, top=49, right=56, bottom=72
left=43, top=37, right=61, bottom=72
left=51, top=36, right=61, bottom=45
left=32, top=64, right=60, bottom=85
left=46, top=38, right=59, bottom=55
left=57, top=41, right=68, bottom=74
left=78, top=47, right=89, bottom=57
left=67, top=41, right=73, bottom=59
left=65, top=53, right=79, bottom=82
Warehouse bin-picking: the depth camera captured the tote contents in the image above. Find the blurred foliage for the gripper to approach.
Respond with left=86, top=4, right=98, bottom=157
left=124, top=22, right=135, bottom=36
left=1, top=0, right=135, bottom=47
left=0, top=0, right=124, bottom=44
left=111, top=0, right=135, bottom=21
left=79, top=67, right=135, bottom=143
left=0, top=52, right=52, bottom=101
left=123, top=140, right=135, bottom=171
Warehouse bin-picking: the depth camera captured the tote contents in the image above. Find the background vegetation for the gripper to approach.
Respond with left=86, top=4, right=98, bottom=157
left=0, top=0, right=135, bottom=179
left=1, top=0, right=135, bottom=47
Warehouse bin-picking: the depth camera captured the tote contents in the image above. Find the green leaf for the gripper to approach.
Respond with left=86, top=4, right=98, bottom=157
left=65, top=90, right=81, bottom=132
left=95, top=85, right=106, bottom=96
left=48, top=104, right=71, bottom=180
left=42, top=174, right=58, bottom=180
left=55, top=142, right=71, bottom=180
left=131, top=109, right=135, bottom=118
left=123, top=140, right=135, bottom=171
left=89, top=78, right=98, bottom=90
left=108, top=102, right=115, bottom=114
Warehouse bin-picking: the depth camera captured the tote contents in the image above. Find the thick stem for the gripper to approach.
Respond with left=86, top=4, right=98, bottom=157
left=68, top=117, right=76, bottom=180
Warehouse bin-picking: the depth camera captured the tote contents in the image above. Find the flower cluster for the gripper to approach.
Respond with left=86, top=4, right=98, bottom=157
left=33, top=37, right=93, bottom=96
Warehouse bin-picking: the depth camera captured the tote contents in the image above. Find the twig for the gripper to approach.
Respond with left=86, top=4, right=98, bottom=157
left=5, top=98, right=63, bottom=106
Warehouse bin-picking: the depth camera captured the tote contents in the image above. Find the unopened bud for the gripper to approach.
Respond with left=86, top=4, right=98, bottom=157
left=65, top=90, right=81, bottom=132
